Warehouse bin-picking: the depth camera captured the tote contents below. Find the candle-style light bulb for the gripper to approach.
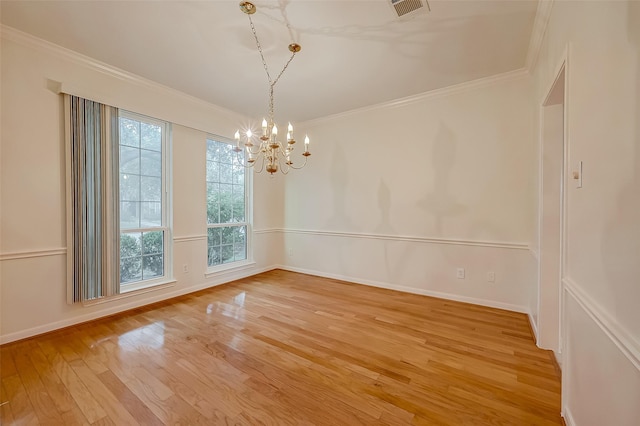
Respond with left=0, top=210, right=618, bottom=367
left=288, top=122, right=293, bottom=133
left=272, top=125, right=278, bottom=136
left=246, top=129, right=252, bottom=139
left=262, top=118, right=268, bottom=137
left=234, top=130, right=240, bottom=141
left=286, top=131, right=291, bottom=141
left=304, top=135, right=310, bottom=149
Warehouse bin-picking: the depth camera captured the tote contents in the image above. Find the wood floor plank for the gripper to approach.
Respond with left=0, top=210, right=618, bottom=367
left=0, top=270, right=562, bottom=425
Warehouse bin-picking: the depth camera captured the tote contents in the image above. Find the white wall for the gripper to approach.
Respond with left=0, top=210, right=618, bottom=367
left=532, top=1, right=640, bottom=424
left=283, top=73, right=537, bottom=312
left=0, top=27, right=284, bottom=343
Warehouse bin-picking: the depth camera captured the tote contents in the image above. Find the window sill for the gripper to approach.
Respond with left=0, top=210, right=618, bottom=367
left=205, top=260, right=256, bottom=278
left=82, top=279, right=177, bottom=307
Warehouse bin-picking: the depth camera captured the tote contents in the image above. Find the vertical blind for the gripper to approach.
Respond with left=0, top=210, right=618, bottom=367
left=65, top=95, right=120, bottom=303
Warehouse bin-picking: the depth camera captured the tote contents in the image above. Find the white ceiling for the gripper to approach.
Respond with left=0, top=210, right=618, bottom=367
left=1, top=0, right=538, bottom=122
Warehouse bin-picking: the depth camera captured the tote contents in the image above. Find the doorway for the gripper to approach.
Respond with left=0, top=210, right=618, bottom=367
left=538, top=64, right=566, bottom=360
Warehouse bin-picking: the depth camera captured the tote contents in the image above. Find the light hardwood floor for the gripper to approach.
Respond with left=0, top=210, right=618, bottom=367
left=1, top=270, right=562, bottom=425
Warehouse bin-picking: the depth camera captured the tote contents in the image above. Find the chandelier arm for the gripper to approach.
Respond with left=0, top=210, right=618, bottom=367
left=245, top=144, right=263, bottom=156
left=254, top=154, right=266, bottom=173
left=287, top=156, right=309, bottom=170
left=233, top=151, right=258, bottom=170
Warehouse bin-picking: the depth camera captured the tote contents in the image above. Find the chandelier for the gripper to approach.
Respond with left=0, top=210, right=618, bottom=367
left=233, top=1, right=310, bottom=175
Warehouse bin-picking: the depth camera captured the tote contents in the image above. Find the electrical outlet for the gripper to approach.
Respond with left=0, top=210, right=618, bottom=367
left=487, top=271, right=495, bottom=283
left=183, top=264, right=189, bottom=273
left=456, top=267, right=465, bottom=279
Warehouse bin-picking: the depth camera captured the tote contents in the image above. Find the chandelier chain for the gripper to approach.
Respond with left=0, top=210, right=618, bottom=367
left=247, top=13, right=297, bottom=122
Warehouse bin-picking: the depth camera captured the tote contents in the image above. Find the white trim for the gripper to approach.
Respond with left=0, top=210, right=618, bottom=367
left=0, top=248, right=67, bottom=261
left=0, top=25, right=241, bottom=119
left=205, top=260, right=256, bottom=278
left=529, top=248, right=540, bottom=261
left=562, top=406, right=576, bottom=426
left=275, top=264, right=529, bottom=314
left=536, top=45, right=569, bottom=355
left=253, top=228, right=281, bottom=235
left=563, top=277, right=640, bottom=371
left=299, top=68, right=529, bottom=127
left=281, top=228, right=529, bottom=250
left=525, top=0, right=555, bottom=71
left=84, top=280, right=177, bottom=306
left=529, top=312, right=539, bottom=342
left=0, top=264, right=277, bottom=345
left=173, top=234, right=207, bottom=243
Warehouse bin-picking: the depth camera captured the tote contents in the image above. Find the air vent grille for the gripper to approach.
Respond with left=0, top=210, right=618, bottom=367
left=391, top=0, right=425, bottom=17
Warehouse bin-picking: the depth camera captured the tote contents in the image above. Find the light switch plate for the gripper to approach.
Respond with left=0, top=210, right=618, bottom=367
left=576, top=160, right=583, bottom=188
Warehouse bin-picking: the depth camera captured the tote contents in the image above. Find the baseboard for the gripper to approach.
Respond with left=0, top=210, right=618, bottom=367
left=0, top=264, right=278, bottom=345
left=562, top=406, right=576, bottom=426
left=528, top=312, right=539, bottom=342
left=275, top=264, right=529, bottom=314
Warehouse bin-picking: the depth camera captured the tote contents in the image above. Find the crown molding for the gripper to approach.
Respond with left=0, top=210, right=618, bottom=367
left=299, top=68, right=529, bottom=127
left=525, top=0, right=555, bottom=71
left=0, top=25, right=246, bottom=121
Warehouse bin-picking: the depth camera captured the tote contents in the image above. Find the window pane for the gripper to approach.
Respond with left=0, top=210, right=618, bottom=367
left=219, top=143, right=232, bottom=164
left=120, top=257, right=142, bottom=284
left=120, top=146, right=140, bottom=174
left=234, top=243, right=246, bottom=261
left=141, top=123, right=162, bottom=151
left=208, top=246, right=221, bottom=266
left=221, top=226, right=234, bottom=245
left=219, top=184, right=232, bottom=223
left=142, top=231, right=163, bottom=255
left=206, top=160, right=219, bottom=183
left=141, top=202, right=162, bottom=227
left=120, top=118, right=140, bottom=148
left=221, top=245, right=234, bottom=264
left=120, top=232, right=142, bottom=258
left=220, top=163, right=233, bottom=184
left=120, top=202, right=140, bottom=230
left=233, top=164, right=245, bottom=185
left=120, top=174, right=140, bottom=202
left=141, top=176, right=161, bottom=202
left=120, top=232, right=142, bottom=284
left=207, top=183, right=220, bottom=224
left=142, top=255, right=163, bottom=280
left=234, top=226, right=246, bottom=245
left=207, top=227, right=221, bottom=247
left=232, top=185, right=245, bottom=222
left=206, top=141, right=219, bottom=161
left=140, top=150, right=161, bottom=177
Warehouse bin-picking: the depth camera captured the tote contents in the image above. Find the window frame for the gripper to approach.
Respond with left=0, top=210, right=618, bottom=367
left=118, top=110, right=173, bottom=293
left=205, top=135, right=253, bottom=275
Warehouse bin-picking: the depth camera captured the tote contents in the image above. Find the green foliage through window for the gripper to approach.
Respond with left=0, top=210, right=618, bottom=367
left=206, top=139, right=247, bottom=268
left=119, top=113, right=167, bottom=286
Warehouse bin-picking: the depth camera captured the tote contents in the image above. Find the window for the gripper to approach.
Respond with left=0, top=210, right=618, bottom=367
left=206, top=138, right=250, bottom=269
left=119, top=112, right=171, bottom=290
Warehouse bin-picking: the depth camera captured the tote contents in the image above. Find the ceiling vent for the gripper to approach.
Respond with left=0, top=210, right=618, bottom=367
left=390, top=0, right=430, bottom=19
